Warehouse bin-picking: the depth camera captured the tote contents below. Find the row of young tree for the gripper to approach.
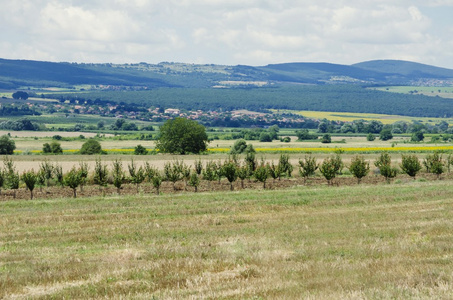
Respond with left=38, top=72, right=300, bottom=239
left=1, top=151, right=453, bottom=200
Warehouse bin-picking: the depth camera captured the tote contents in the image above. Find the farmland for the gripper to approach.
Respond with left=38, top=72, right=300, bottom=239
left=1, top=179, right=453, bottom=298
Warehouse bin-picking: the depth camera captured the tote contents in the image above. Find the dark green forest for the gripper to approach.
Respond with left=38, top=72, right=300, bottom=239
left=47, top=85, right=453, bottom=118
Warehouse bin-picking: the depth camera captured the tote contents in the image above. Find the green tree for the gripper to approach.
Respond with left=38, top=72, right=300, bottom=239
left=12, top=91, right=29, bottom=100
left=64, top=167, right=82, bottom=198
left=321, top=134, right=331, bottom=143
left=254, top=164, right=269, bottom=189
left=278, top=154, right=293, bottom=178
left=22, top=170, right=37, bottom=200
left=379, top=128, right=393, bottom=141
left=134, top=144, right=148, bottom=155
left=349, top=155, right=370, bottom=184
left=222, top=161, right=238, bottom=191
left=156, top=117, right=208, bottom=154
left=50, top=141, right=63, bottom=154
left=112, top=159, right=125, bottom=195
left=298, top=155, right=318, bottom=184
left=411, top=131, right=424, bottom=142
left=319, top=157, right=338, bottom=185
left=164, top=161, right=182, bottom=191
left=374, top=152, right=398, bottom=183
left=128, top=159, right=146, bottom=193
left=188, top=172, right=200, bottom=192
left=400, top=154, right=422, bottom=179
left=202, top=161, right=217, bottom=190
left=42, top=143, right=52, bottom=154
left=0, top=135, right=16, bottom=155
left=39, top=159, right=54, bottom=188
left=237, top=165, right=248, bottom=189
left=54, top=164, right=64, bottom=188
left=93, top=157, right=108, bottom=190
left=230, top=139, right=248, bottom=154
left=423, top=152, right=444, bottom=179
left=152, top=174, right=163, bottom=195
left=3, top=157, right=19, bottom=198
left=80, top=139, right=103, bottom=155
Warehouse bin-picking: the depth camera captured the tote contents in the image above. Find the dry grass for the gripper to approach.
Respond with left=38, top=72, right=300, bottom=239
left=1, top=180, right=452, bottom=299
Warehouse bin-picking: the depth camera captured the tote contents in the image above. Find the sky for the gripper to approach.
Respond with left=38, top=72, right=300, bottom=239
left=1, top=0, right=453, bottom=68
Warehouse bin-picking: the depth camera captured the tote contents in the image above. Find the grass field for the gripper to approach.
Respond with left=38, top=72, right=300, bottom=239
left=1, top=180, right=452, bottom=299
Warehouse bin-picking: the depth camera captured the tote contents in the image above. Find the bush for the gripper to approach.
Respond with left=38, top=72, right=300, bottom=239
left=43, top=141, right=63, bottom=154
left=423, top=151, right=444, bottom=179
left=0, top=135, right=16, bottom=155
left=366, top=133, right=376, bottom=141
left=259, top=132, right=272, bottom=142
left=411, top=131, right=424, bottom=142
left=80, top=139, right=103, bottom=155
left=320, top=156, right=340, bottom=185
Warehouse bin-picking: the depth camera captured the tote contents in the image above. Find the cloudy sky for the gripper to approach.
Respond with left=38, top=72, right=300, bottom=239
left=1, top=0, right=453, bottom=68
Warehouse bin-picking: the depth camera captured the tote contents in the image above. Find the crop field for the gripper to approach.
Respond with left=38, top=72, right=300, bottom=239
left=285, top=110, right=453, bottom=125
left=1, top=180, right=452, bottom=299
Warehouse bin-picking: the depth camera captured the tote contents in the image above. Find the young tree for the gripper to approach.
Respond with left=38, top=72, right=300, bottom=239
left=50, top=141, right=63, bottom=154
left=278, top=154, right=293, bottom=178
left=164, top=161, right=182, bottom=191
left=423, top=151, right=444, bottom=179
left=202, top=161, right=217, bottom=190
left=366, top=133, right=376, bottom=141
left=3, top=156, right=19, bottom=198
left=39, top=159, right=54, bottom=189
left=22, top=170, right=37, bottom=200
left=237, top=165, right=248, bottom=189
left=400, top=154, right=422, bottom=179
left=254, top=164, right=269, bottom=189
left=244, top=152, right=257, bottom=179
left=128, top=159, right=146, bottom=193
left=93, top=157, right=108, bottom=190
left=188, top=172, right=200, bottom=192
left=112, top=159, right=125, bottom=195
left=320, top=157, right=338, bottom=185
left=379, top=128, right=393, bottom=141
left=321, top=134, right=331, bottom=143
left=54, top=164, right=64, bottom=188
left=78, top=161, right=89, bottom=192
left=222, top=161, right=238, bottom=191
left=298, top=155, right=318, bottom=184
left=144, top=162, right=159, bottom=182
left=64, top=167, right=82, bottom=198
left=268, top=161, right=281, bottom=182
left=194, top=159, right=203, bottom=175
left=156, top=117, right=208, bottom=154
left=349, top=155, right=370, bottom=184
left=152, top=174, right=162, bottom=195
left=374, top=152, right=398, bottom=183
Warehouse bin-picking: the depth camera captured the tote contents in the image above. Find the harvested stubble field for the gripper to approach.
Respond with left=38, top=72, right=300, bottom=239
left=1, top=179, right=453, bottom=299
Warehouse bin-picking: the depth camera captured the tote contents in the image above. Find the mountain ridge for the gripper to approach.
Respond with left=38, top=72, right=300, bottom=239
left=1, top=58, right=452, bottom=89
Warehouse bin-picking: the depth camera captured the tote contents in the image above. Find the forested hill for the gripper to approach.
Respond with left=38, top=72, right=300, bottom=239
left=1, top=58, right=453, bottom=89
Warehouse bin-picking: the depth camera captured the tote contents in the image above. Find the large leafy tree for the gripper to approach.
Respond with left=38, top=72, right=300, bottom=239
left=156, top=117, right=208, bottom=154
left=0, top=135, right=16, bottom=155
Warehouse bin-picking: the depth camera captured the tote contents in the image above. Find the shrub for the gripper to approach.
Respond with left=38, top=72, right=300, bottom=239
left=400, top=154, right=422, bottom=179
left=93, top=157, right=108, bottom=189
left=80, top=139, right=103, bottom=155
left=379, top=129, right=393, bottom=141
left=411, top=131, right=424, bottom=142
left=278, top=154, right=293, bottom=178
left=188, top=173, right=200, bottom=192
left=349, top=155, right=370, bottom=184
left=366, top=133, right=376, bottom=141
left=112, top=159, right=125, bottom=195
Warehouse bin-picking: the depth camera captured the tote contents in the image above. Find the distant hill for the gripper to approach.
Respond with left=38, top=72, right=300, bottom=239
left=1, top=58, right=453, bottom=89
left=353, top=60, right=453, bottom=79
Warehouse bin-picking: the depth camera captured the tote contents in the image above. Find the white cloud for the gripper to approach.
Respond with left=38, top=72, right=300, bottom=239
left=0, top=1, right=452, bottom=68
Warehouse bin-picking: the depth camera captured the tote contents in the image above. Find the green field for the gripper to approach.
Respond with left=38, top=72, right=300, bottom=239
left=1, top=181, right=452, bottom=298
